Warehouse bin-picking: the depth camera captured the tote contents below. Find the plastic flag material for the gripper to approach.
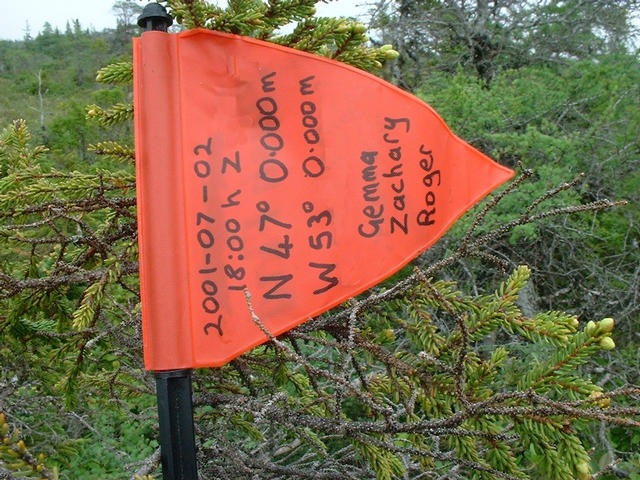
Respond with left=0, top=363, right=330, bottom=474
left=133, top=29, right=514, bottom=370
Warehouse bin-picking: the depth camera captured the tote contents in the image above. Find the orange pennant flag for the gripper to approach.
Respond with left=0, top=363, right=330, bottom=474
left=133, top=29, right=514, bottom=371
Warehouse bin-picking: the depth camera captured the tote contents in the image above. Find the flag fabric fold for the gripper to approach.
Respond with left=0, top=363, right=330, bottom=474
left=134, top=29, right=514, bottom=370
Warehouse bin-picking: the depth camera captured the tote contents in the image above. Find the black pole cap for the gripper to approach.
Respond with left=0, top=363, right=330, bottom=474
left=137, top=3, right=174, bottom=32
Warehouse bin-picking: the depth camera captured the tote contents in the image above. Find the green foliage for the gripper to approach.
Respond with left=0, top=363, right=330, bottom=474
left=87, top=141, right=135, bottom=164
left=48, top=101, right=97, bottom=160
left=374, top=0, right=638, bottom=86
left=186, top=263, right=638, bottom=479
left=96, top=61, right=133, bottom=85
left=0, top=413, right=58, bottom=479
left=162, top=0, right=398, bottom=71
left=0, top=117, right=145, bottom=478
left=1, top=1, right=639, bottom=479
left=354, top=441, right=405, bottom=480
left=0, top=20, right=133, bottom=167
left=417, top=55, right=640, bottom=324
left=86, top=102, right=134, bottom=127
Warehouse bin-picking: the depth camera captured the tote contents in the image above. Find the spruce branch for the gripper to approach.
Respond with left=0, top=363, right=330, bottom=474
left=127, top=448, right=160, bottom=480
left=88, top=142, right=135, bottom=163
left=0, top=414, right=57, bottom=480
left=86, top=103, right=134, bottom=126
left=0, top=263, right=138, bottom=299
left=95, top=62, right=133, bottom=86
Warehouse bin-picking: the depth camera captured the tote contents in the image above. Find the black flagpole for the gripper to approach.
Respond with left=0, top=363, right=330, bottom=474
left=137, top=5, right=198, bottom=480
left=154, top=370, right=198, bottom=480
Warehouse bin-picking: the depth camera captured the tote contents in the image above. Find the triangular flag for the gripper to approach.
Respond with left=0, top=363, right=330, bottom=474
left=133, top=29, right=514, bottom=370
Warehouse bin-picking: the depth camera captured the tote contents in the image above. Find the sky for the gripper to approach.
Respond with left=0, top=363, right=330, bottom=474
left=1, top=0, right=368, bottom=41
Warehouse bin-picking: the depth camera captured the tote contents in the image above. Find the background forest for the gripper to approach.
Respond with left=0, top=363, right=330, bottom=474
left=0, top=0, right=639, bottom=479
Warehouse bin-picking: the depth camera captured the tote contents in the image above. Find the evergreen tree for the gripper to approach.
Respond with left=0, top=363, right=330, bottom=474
left=1, top=1, right=639, bottom=479
left=372, top=0, right=639, bottom=87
